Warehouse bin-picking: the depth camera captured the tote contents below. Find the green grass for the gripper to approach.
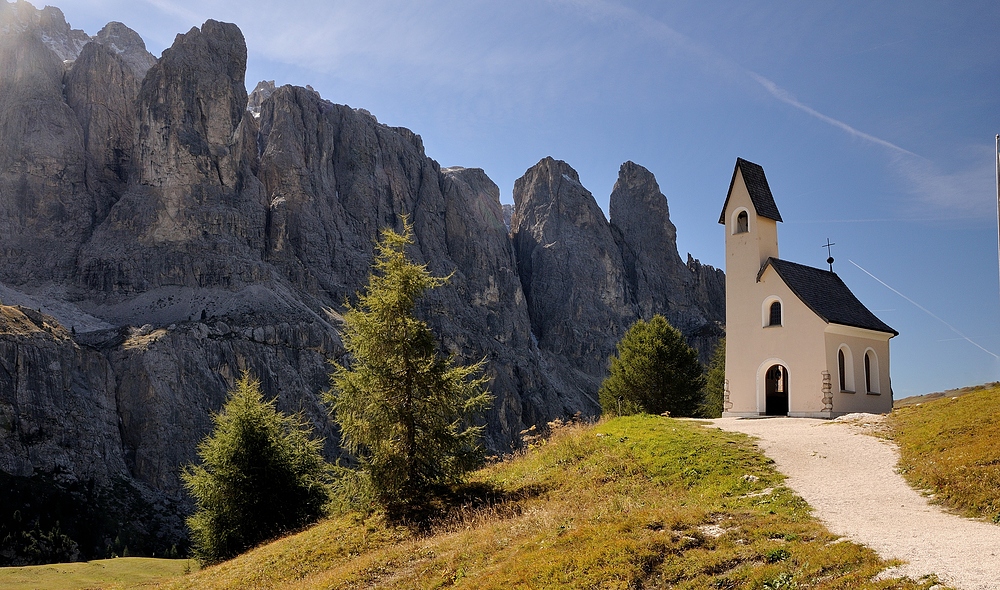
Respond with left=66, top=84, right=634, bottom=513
left=140, top=416, right=943, bottom=589
left=0, top=557, right=196, bottom=589
left=888, top=384, right=1000, bottom=523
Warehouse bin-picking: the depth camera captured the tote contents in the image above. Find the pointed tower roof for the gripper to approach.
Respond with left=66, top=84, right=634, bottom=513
left=718, top=158, right=783, bottom=224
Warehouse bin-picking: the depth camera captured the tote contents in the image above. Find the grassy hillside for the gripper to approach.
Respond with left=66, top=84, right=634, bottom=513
left=141, top=416, right=937, bottom=589
left=888, top=384, right=1000, bottom=523
left=893, top=382, right=999, bottom=408
left=0, top=557, right=196, bottom=589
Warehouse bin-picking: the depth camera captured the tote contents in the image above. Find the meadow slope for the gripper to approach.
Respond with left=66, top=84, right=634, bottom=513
left=141, top=416, right=939, bottom=589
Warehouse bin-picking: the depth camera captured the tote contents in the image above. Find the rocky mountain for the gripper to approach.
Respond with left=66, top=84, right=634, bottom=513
left=0, top=1, right=723, bottom=561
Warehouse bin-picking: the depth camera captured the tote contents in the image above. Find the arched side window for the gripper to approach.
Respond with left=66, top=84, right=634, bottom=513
left=838, top=345, right=855, bottom=392
left=732, top=207, right=750, bottom=235
left=761, top=297, right=783, bottom=327
left=864, top=349, right=880, bottom=394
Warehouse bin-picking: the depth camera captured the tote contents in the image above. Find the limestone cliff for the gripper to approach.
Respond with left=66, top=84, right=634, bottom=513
left=609, top=161, right=725, bottom=361
left=0, top=1, right=724, bottom=560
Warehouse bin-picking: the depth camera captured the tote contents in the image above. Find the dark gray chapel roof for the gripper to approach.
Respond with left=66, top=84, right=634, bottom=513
left=718, top=158, right=783, bottom=224
left=758, top=258, right=898, bottom=336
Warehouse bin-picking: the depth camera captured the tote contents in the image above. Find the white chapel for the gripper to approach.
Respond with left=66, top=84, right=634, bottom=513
left=720, top=158, right=896, bottom=418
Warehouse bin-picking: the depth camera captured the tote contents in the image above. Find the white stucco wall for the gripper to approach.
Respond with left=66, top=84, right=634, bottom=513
left=722, top=165, right=893, bottom=418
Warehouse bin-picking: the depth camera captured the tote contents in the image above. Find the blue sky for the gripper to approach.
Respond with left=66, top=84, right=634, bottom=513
left=48, top=0, right=1000, bottom=397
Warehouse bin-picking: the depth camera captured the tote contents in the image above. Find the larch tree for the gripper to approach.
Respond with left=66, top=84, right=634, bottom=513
left=327, top=217, right=493, bottom=515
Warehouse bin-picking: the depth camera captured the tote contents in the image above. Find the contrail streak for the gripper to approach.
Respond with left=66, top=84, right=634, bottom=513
left=747, top=73, right=921, bottom=158
left=849, top=260, right=999, bottom=359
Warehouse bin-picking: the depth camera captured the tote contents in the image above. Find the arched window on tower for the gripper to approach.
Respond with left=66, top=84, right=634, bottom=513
left=768, top=301, right=782, bottom=326
left=736, top=210, right=749, bottom=233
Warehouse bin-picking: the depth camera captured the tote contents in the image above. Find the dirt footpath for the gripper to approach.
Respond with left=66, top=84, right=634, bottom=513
left=712, top=416, right=1000, bottom=590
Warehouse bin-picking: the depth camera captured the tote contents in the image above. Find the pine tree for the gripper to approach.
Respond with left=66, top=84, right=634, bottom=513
left=327, top=218, right=493, bottom=515
left=599, top=315, right=706, bottom=417
left=182, top=372, right=330, bottom=564
left=701, top=338, right=725, bottom=418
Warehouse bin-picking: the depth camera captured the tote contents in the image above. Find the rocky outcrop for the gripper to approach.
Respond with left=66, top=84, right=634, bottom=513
left=0, top=21, right=89, bottom=284
left=247, top=79, right=275, bottom=118
left=0, top=306, right=120, bottom=482
left=510, top=158, right=725, bottom=396
left=64, top=40, right=141, bottom=219
left=77, top=19, right=270, bottom=295
left=92, top=21, right=156, bottom=78
left=0, top=1, right=90, bottom=63
left=511, top=158, right=634, bottom=408
left=609, top=161, right=724, bottom=361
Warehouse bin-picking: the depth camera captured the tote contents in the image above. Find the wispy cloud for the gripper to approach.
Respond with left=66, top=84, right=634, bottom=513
left=142, top=0, right=204, bottom=27
left=556, top=0, right=994, bottom=221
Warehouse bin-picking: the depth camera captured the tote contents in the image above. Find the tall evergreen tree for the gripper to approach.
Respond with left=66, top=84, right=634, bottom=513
left=183, top=372, right=330, bottom=564
left=599, top=315, right=706, bottom=417
left=327, top=218, right=493, bottom=514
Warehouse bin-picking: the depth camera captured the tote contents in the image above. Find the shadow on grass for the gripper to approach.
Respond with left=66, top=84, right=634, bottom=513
left=385, top=482, right=548, bottom=534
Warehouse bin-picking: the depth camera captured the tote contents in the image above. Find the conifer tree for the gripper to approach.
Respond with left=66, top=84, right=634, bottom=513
left=599, top=315, right=705, bottom=417
left=183, top=372, right=330, bottom=564
left=327, top=218, right=492, bottom=514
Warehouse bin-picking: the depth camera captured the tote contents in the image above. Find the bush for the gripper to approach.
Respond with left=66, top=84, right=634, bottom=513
left=700, top=338, right=725, bottom=418
left=599, top=315, right=705, bottom=417
left=327, top=218, right=493, bottom=516
left=183, top=372, right=331, bottom=564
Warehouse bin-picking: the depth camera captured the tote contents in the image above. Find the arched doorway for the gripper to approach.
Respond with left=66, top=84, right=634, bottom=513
left=764, top=364, right=788, bottom=415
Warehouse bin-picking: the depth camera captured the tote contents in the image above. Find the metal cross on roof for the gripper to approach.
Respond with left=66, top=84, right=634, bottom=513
left=823, top=238, right=835, bottom=272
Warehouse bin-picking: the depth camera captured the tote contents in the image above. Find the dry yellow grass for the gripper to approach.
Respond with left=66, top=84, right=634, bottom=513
left=889, top=384, right=1000, bottom=523
left=139, top=416, right=944, bottom=589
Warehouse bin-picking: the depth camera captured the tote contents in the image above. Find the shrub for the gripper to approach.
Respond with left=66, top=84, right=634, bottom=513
left=183, top=372, right=331, bottom=564
left=701, top=338, right=725, bottom=418
left=599, top=315, right=705, bottom=417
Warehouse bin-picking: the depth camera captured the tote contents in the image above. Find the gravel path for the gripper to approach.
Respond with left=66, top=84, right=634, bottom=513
left=712, top=416, right=1000, bottom=590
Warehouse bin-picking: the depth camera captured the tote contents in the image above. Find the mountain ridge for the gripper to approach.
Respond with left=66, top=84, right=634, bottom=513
left=0, top=1, right=724, bottom=561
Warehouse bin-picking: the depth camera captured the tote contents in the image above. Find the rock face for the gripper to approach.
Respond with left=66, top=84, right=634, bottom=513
left=511, top=158, right=725, bottom=399
left=512, top=158, right=634, bottom=409
left=0, top=306, right=120, bottom=482
left=0, top=1, right=724, bottom=559
left=609, top=161, right=725, bottom=361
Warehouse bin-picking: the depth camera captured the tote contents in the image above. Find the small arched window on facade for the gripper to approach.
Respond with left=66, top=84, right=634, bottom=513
left=768, top=301, right=782, bottom=327
left=864, top=350, right=880, bottom=394
left=838, top=345, right=854, bottom=392
left=838, top=349, right=846, bottom=392
left=864, top=353, right=872, bottom=393
left=736, top=210, right=749, bottom=234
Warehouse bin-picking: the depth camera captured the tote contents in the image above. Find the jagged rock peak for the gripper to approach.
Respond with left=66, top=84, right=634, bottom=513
left=511, top=157, right=634, bottom=409
left=0, top=0, right=89, bottom=62
left=93, top=21, right=156, bottom=77
left=609, top=159, right=679, bottom=261
left=608, top=159, right=725, bottom=359
left=137, top=18, right=250, bottom=188
left=248, top=79, right=276, bottom=118
left=0, top=2, right=154, bottom=74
